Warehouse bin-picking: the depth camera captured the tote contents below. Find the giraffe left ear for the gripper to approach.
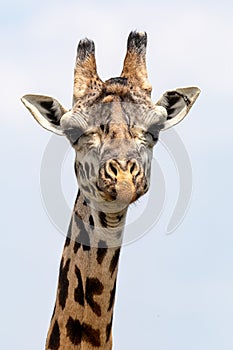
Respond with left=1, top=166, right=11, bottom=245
left=155, top=86, right=201, bottom=131
left=21, top=94, right=69, bottom=135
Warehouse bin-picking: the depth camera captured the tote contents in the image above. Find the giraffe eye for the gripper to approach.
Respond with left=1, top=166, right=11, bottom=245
left=146, top=124, right=160, bottom=144
left=85, top=131, right=99, bottom=138
left=144, top=131, right=158, bottom=144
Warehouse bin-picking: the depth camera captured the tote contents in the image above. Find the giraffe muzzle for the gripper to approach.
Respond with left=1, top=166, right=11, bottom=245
left=98, top=159, right=147, bottom=204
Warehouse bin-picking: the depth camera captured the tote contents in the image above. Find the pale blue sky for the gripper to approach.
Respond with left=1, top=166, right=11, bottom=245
left=1, top=1, right=233, bottom=349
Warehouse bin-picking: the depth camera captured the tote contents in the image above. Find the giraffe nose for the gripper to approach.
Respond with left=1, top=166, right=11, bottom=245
left=105, top=159, right=140, bottom=180
left=98, top=158, right=146, bottom=204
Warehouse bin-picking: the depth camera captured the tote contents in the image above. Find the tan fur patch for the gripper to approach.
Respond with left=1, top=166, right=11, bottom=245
left=104, top=83, right=129, bottom=96
left=121, top=52, right=152, bottom=94
left=102, top=95, right=114, bottom=103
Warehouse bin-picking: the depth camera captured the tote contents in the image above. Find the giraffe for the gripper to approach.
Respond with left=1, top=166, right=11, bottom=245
left=21, top=31, right=200, bottom=350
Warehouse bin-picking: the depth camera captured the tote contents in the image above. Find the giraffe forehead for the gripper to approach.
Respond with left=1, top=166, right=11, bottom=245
left=76, top=100, right=148, bottom=130
left=72, top=77, right=152, bottom=128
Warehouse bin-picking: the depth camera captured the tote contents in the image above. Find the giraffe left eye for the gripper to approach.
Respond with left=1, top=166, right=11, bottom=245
left=145, top=132, right=158, bottom=144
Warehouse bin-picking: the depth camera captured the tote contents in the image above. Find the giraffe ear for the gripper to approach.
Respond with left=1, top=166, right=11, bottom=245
left=155, top=87, right=201, bottom=131
left=21, top=94, right=69, bottom=135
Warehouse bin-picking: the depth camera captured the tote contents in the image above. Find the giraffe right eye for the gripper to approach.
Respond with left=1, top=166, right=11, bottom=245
left=146, top=124, right=160, bottom=144
left=85, top=131, right=98, bottom=137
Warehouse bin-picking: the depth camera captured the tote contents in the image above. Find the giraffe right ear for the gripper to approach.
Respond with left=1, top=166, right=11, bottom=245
left=155, top=87, right=201, bottom=131
left=21, top=94, right=69, bottom=135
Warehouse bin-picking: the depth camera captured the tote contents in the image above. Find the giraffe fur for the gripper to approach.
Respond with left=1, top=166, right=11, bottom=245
left=21, top=31, right=200, bottom=349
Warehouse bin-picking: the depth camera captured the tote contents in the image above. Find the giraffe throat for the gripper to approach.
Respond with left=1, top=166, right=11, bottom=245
left=46, top=191, right=127, bottom=350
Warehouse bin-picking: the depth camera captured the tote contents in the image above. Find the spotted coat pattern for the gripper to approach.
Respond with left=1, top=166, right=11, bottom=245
left=46, top=192, right=124, bottom=349
left=21, top=31, right=200, bottom=350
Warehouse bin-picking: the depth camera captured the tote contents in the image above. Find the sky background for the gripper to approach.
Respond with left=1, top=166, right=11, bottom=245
left=1, top=1, right=233, bottom=349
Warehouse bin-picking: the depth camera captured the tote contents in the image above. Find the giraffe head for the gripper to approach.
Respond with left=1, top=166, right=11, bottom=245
left=22, top=31, right=200, bottom=213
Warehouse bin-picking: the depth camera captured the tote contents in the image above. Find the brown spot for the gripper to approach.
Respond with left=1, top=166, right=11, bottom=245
left=48, top=320, right=60, bottom=350
left=83, top=323, right=101, bottom=347
left=66, top=317, right=101, bottom=347
left=65, top=236, right=70, bottom=247
left=109, top=248, right=120, bottom=277
left=99, top=211, right=108, bottom=228
left=97, top=240, right=108, bottom=264
left=85, top=277, right=104, bottom=316
left=74, top=214, right=91, bottom=251
left=66, top=317, right=82, bottom=345
left=106, top=315, right=113, bottom=342
left=58, top=258, right=70, bottom=310
left=74, top=240, right=81, bottom=254
left=51, top=303, right=56, bottom=321
left=89, top=215, right=94, bottom=229
left=108, top=280, right=116, bottom=311
left=74, top=266, right=84, bottom=306
left=64, top=236, right=71, bottom=248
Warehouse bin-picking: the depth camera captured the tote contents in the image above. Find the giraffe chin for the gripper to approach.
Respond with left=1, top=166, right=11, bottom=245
left=115, top=180, right=137, bottom=206
left=97, top=176, right=144, bottom=208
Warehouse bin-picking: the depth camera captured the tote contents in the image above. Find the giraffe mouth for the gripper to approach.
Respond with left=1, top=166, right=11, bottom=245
left=96, top=177, right=147, bottom=205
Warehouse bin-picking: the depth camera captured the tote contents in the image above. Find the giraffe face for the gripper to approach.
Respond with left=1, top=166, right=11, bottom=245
left=62, top=84, right=165, bottom=211
left=21, top=31, right=200, bottom=213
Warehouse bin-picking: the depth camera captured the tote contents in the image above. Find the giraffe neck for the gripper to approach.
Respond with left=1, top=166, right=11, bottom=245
left=46, top=191, right=127, bottom=350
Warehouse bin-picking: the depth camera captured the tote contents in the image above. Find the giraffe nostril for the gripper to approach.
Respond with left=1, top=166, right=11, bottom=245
left=130, top=162, right=136, bottom=174
left=102, top=160, right=121, bottom=181
left=104, top=159, right=140, bottom=180
left=104, top=168, right=112, bottom=180
left=109, top=162, right=118, bottom=176
left=128, top=160, right=140, bottom=177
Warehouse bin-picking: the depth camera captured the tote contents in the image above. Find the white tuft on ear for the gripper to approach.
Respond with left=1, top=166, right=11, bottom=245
left=155, top=86, right=201, bottom=131
left=21, top=94, right=69, bottom=135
